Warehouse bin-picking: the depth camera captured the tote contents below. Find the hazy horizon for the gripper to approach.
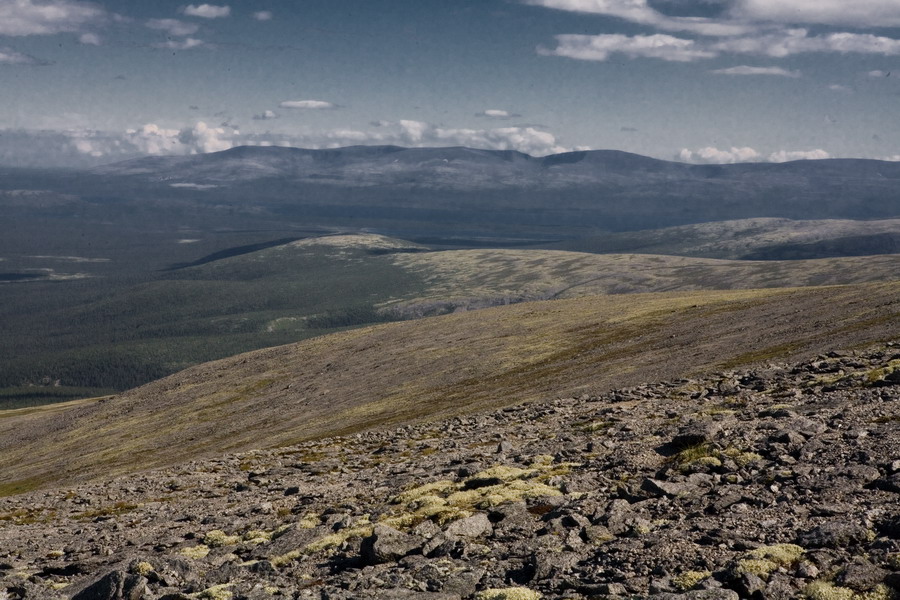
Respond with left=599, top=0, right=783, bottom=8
left=3, top=0, right=900, bottom=167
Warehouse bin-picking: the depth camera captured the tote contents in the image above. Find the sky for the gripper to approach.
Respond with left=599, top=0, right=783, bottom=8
left=2, top=0, right=900, bottom=167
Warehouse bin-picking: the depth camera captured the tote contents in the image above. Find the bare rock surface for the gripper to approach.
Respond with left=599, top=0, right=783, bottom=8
left=2, top=343, right=900, bottom=599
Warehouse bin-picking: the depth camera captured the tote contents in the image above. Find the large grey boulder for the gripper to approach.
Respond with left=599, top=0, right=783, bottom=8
left=71, top=570, right=147, bottom=600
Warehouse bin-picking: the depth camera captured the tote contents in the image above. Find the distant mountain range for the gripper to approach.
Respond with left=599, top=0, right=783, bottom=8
left=3, top=145, right=899, bottom=237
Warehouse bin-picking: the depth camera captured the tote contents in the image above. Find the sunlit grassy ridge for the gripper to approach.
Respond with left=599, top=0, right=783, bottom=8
left=3, top=232, right=898, bottom=406
left=0, top=280, right=897, bottom=494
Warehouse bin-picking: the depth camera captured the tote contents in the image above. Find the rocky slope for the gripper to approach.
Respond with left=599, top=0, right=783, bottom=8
left=2, top=343, right=899, bottom=600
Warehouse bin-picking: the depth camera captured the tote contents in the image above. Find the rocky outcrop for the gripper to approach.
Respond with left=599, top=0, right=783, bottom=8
left=1, top=344, right=899, bottom=599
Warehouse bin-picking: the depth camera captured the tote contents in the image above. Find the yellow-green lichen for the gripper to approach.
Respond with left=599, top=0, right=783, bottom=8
left=204, top=530, right=241, bottom=547
left=474, top=587, right=542, bottom=600
left=720, top=446, right=763, bottom=466
left=296, top=513, right=320, bottom=529
left=191, top=584, right=234, bottom=600
left=738, top=544, right=805, bottom=579
left=672, top=570, right=711, bottom=591
left=242, top=530, right=273, bottom=544
left=804, top=582, right=857, bottom=600
left=131, top=561, right=154, bottom=576
left=383, top=460, right=567, bottom=532
left=178, top=544, right=210, bottom=559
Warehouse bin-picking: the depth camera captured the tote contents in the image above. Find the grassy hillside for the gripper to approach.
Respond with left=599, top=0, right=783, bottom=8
left=2, top=232, right=899, bottom=406
left=1, top=281, right=898, bottom=495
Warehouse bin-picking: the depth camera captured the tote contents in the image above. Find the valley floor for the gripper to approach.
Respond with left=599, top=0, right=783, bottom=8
left=1, top=344, right=899, bottom=600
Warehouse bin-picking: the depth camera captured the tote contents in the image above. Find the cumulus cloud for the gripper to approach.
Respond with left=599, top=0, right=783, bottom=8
left=146, top=18, right=199, bottom=37
left=711, top=65, right=800, bottom=76
left=0, top=0, right=107, bottom=36
left=731, top=0, right=900, bottom=28
left=678, top=146, right=831, bottom=163
left=77, top=122, right=235, bottom=156
left=768, top=149, right=831, bottom=162
left=252, top=110, right=278, bottom=120
left=246, top=120, right=576, bottom=156
left=253, top=11, right=272, bottom=21
left=539, top=33, right=716, bottom=61
left=828, top=84, right=852, bottom=92
left=357, top=120, right=573, bottom=156
left=0, top=46, right=50, bottom=65
left=182, top=4, right=230, bottom=18
left=154, top=38, right=204, bottom=50
left=279, top=100, right=336, bottom=109
left=868, top=69, right=890, bottom=77
left=6, top=120, right=579, bottom=167
left=678, top=146, right=762, bottom=163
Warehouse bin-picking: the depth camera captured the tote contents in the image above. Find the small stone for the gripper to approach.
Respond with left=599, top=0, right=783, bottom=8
left=838, top=558, right=889, bottom=592
left=672, top=422, right=721, bottom=449
left=799, top=521, right=871, bottom=548
left=360, top=525, right=423, bottom=564
left=444, top=513, right=492, bottom=539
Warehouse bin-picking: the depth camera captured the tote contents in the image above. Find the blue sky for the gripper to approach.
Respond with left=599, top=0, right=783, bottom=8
left=2, top=0, right=900, bottom=166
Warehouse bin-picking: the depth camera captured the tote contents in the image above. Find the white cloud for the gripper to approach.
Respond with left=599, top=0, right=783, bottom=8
left=116, top=122, right=233, bottom=155
left=539, top=33, right=716, bottom=61
left=525, top=0, right=753, bottom=36
left=2, top=119, right=585, bottom=166
left=731, top=0, right=900, bottom=28
left=253, top=10, right=272, bottom=21
left=531, top=0, right=900, bottom=65
left=0, top=0, right=106, bottom=36
left=544, top=27, right=900, bottom=62
left=146, top=18, right=199, bottom=36
left=532, top=0, right=900, bottom=30
left=252, top=110, right=278, bottom=120
left=828, top=84, right=852, bottom=92
left=678, top=146, right=762, bottom=163
left=279, top=100, right=336, bottom=109
left=0, top=46, right=49, bottom=65
left=868, top=69, right=890, bottom=77
left=711, top=29, right=900, bottom=57
left=477, top=109, right=523, bottom=120
left=78, top=32, right=100, bottom=45
left=382, top=120, right=572, bottom=156
left=711, top=65, right=800, bottom=76
left=678, top=146, right=832, bottom=163
left=180, top=121, right=233, bottom=153
left=768, top=149, right=831, bottom=162
left=249, top=120, right=576, bottom=156
left=154, top=38, right=204, bottom=50
left=182, top=4, right=230, bottom=18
